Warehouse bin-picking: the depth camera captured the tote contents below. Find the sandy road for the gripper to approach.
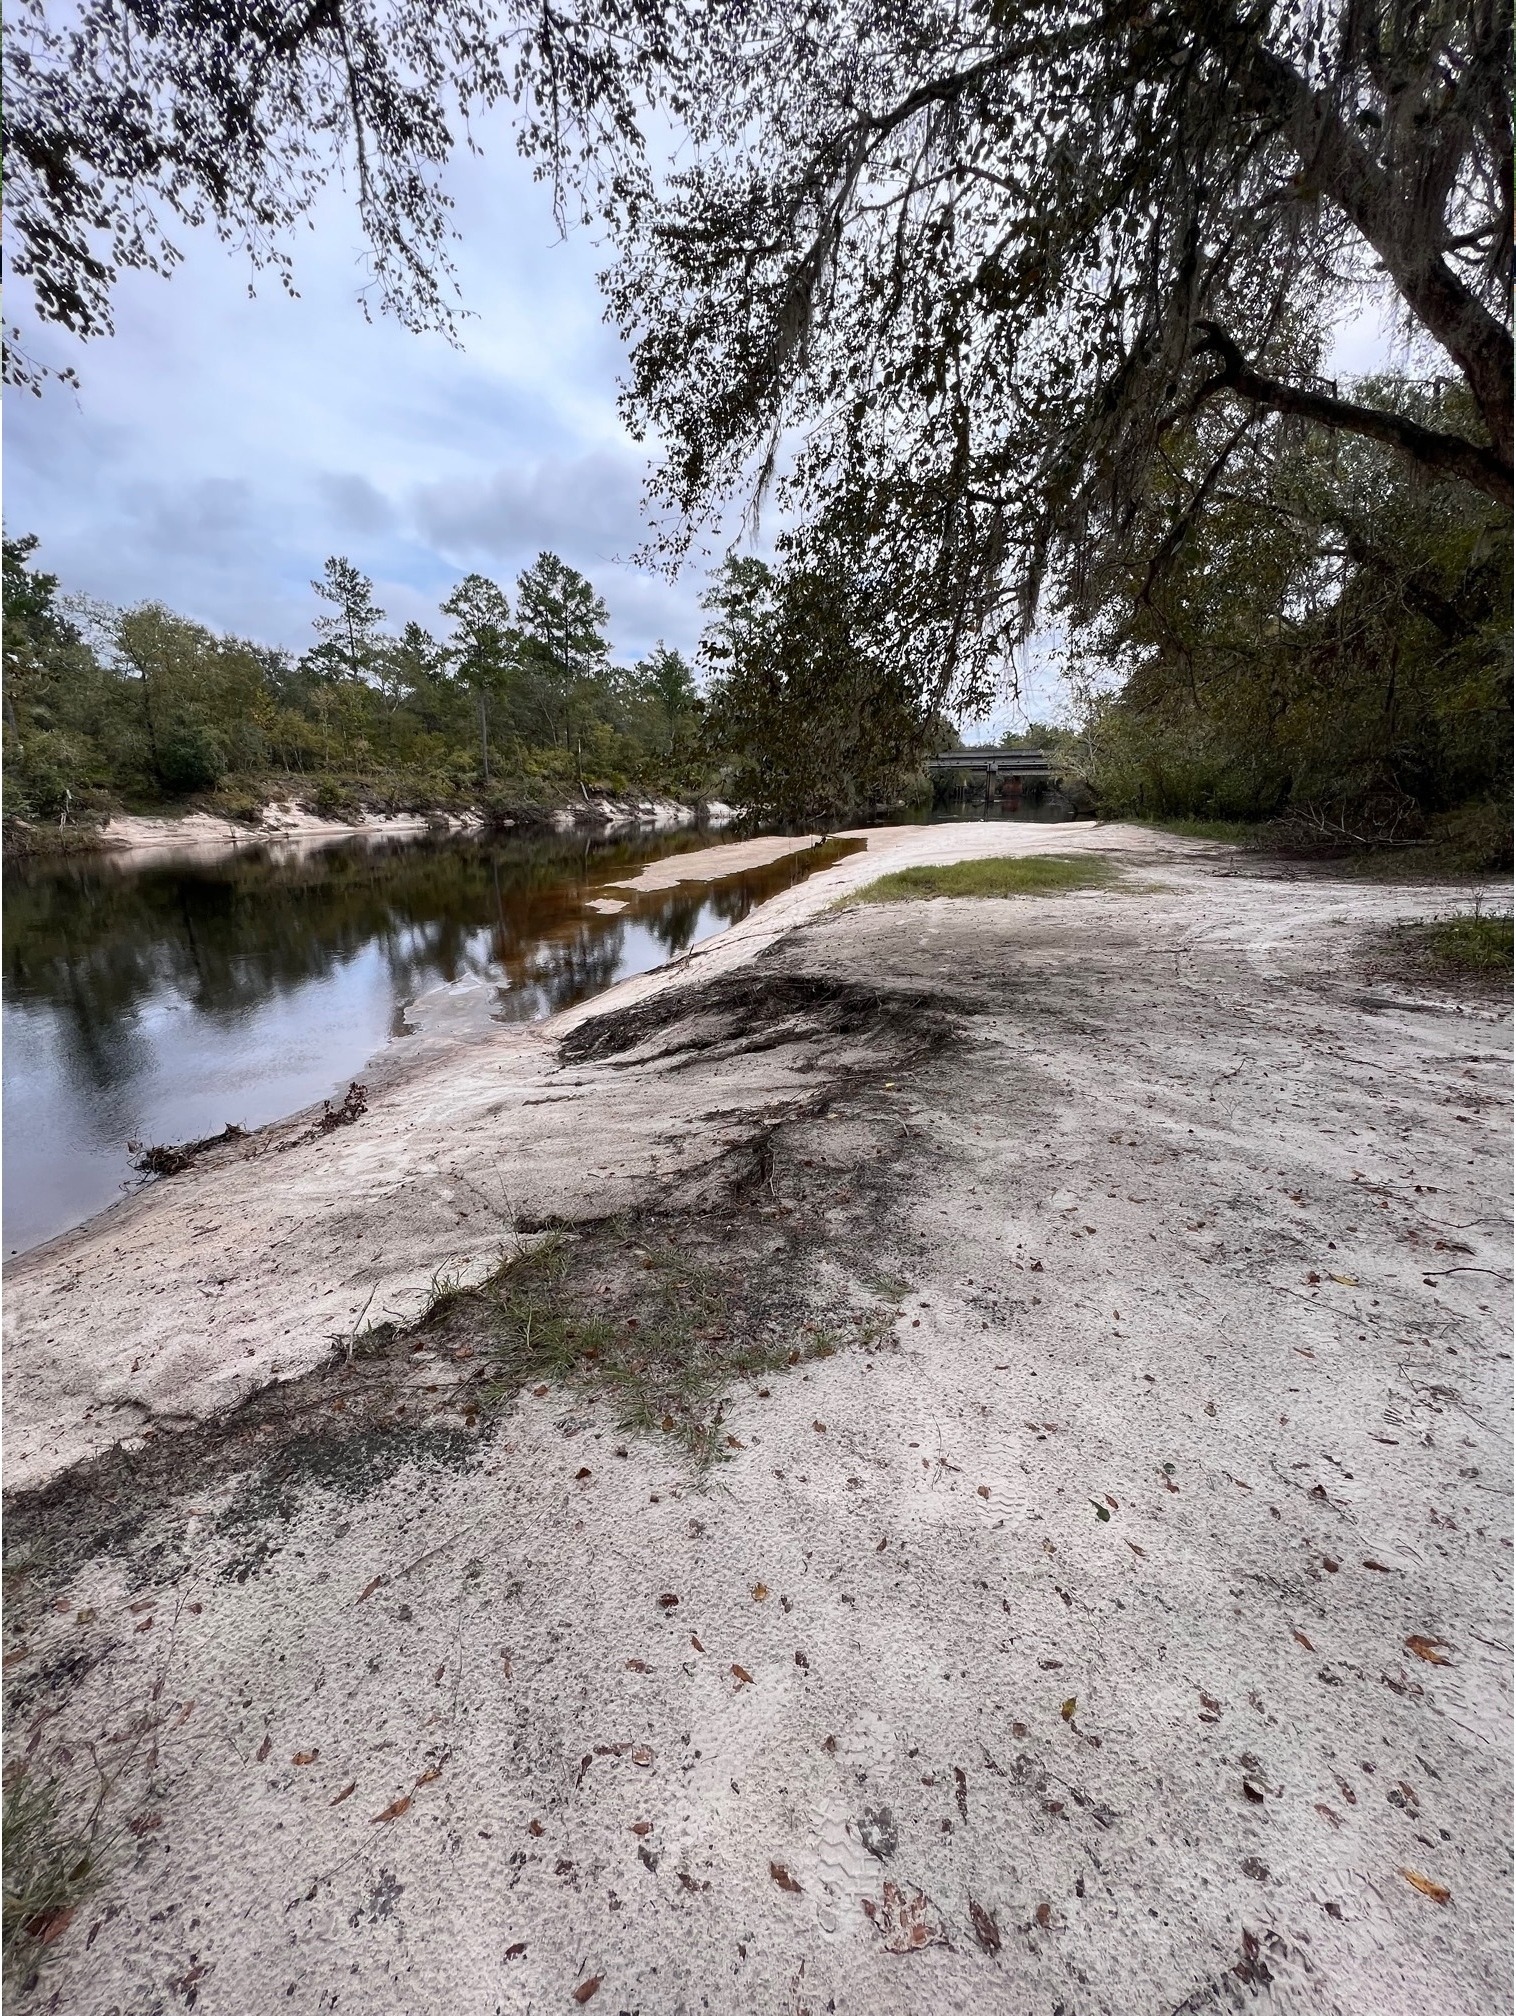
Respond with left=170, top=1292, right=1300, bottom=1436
left=3, top=824, right=1510, bottom=2014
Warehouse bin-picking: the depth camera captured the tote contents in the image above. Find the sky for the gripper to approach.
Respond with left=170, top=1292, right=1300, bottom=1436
left=5, top=117, right=1403, bottom=735
left=5, top=127, right=719, bottom=672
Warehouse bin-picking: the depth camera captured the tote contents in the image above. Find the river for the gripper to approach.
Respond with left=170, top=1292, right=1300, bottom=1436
left=3, top=798, right=1073, bottom=1256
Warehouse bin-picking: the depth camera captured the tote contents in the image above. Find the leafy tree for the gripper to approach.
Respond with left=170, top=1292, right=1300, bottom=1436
left=2, top=533, right=713, bottom=818
left=10, top=1, right=1508, bottom=767
left=594, top=0, right=1510, bottom=736
left=310, top=556, right=386, bottom=681
left=2, top=0, right=686, bottom=389
left=699, top=549, right=949, bottom=823
left=634, top=641, right=698, bottom=754
left=1070, top=380, right=1512, bottom=832
left=2, top=534, right=109, bottom=817
left=440, top=573, right=514, bottom=781
left=515, top=552, right=611, bottom=752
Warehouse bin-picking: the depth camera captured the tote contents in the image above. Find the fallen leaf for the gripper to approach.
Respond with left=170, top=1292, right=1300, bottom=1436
left=625, top=1658, right=649, bottom=1673
left=36, top=1907, right=75, bottom=1946
left=1362, top=1560, right=1392, bottom=1572
left=630, top=1822, right=651, bottom=1838
left=977, top=1485, right=990, bottom=1499
left=501, top=1654, right=513, bottom=1679
left=256, top=1734, right=272, bottom=1762
left=1034, top=1901, right=1052, bottom=1928
left=532, top=1384, right=549, bottom=1397
left=1398, top=1868, right=1451, bottom=1904
left=725, top=1435, right=745, bottom=1449
left=371, top=1795, right=411, bottom=1824
left=1329, top=1273, right=1358, bottom=1286
left=1243, top=1780, right=1265, bottom=1804
left=657, top=1593, right=680, bottom=1609
left=812, top=1421, right=827, bottom=1433
left=1314, top=1803, right=1341, bottom=1828
left=770, top=1861, right=803, bottom=1894
left=572, top=1976, right=602, bottom=2003
left=575, top=1467, right=592, bottom=1482
left=731, top=1664, right=755, bottom=1686
left=864, top=1879, right=947, bottom=1953
left=1404, top=1635, right=1452, bottom=1666
left=689, top=1633, right=705, bottom=1653
left=330, top=1782, right=357, bottom=1807
left=356, top=1575, right=385, bottom=1604
left=632, top=1745, right=653, bottom=1767
left=969, top=1898, right=1001, bottom=1953
left=174, top=1700, right=196, bottom=1727
left=1126, top=1540, right=1147, bottom=1559
left=504, top=1942, right=526, bottom=1958
left=1104, top=1495, right=1119, bottom=1510
left=1292, top=1629, right=1316, bottom=1652
left=751, top=1582, right=769, bottom=1601
left=414, top=1763, right=443, bottom=1787
left=292, top=1750, right=319, bottom=1767
left=529, top=1819, right=545, bottom=1836
left=1092, top=1502, right=1110, bottom=1523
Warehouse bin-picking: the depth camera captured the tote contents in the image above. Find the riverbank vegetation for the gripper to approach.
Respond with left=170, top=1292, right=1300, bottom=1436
left=2, top=539, right=709, bottom=838
left=853, top=855, right=1117, bottom=904
left=1063, top=381, right=1511, bottom=863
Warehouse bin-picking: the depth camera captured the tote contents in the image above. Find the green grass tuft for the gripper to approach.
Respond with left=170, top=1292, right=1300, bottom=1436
left=851, top=853, right=1118, bottom=903
left=1122, top=815, right=1258, bottom=845
left=1415, top=913, right=1513, bottom=975
left=446, top=1231, right=883, bottom=1471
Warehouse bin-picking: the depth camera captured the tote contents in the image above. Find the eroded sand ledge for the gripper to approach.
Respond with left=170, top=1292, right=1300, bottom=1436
left=3, top=821, right=1510, bottom=2014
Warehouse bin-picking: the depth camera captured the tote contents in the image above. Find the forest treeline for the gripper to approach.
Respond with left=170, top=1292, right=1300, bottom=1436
left=1066, top=377, right=1512, bottom=861
left=4, top=374, right=1510, bottom=851
left=2, top=543, right=712, bottom=828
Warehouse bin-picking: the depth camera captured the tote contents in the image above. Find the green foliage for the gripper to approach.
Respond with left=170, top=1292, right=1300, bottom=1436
left=699, top=551, right=949, bottom=824
left=851, top=854, right=1118, bottom=903
left=2, top=539, right=716, bottom=829
left=1068, top=383, right=1513, bottom=840
left=1417, top=915, right=1513, bottom=974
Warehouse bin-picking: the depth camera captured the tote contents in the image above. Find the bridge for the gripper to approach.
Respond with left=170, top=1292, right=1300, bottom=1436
left=925, top=748, right=1061, bottom=779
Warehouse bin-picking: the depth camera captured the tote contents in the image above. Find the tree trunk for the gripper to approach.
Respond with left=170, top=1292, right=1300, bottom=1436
left=1235, top=38, right=1513, bottom=482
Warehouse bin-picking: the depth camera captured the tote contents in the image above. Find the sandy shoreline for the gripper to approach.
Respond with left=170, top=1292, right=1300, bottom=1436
left=3, top=821, right=1510, bottom=2013
left=14, top=793, right=733, bottom=865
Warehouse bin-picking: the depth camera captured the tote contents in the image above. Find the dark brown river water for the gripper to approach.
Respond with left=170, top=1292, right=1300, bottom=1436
left=2, top=826, right=863, bottom=1255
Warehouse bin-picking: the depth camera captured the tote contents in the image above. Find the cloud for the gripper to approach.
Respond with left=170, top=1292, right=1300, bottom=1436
left=411, top=448, right=645, bottom=566
left=317, top=474, right=400, bottom=538
left=2, top=128, right=713, bottom=662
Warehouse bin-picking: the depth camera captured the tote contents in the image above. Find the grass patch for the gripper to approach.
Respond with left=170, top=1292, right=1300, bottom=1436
left=1407, top=913, right=1513, bottom=976
left=850, top=853, right=1118, bottom=903
left=1122, top=815, right=1259, bottom=845
left=2, top=1771, right=110, bottom=1985
left=430, top=1225, right=891, bottom=1470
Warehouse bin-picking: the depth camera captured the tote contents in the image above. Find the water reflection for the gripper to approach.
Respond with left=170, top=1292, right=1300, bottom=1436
left=3, top=829, right=860, bottom=1254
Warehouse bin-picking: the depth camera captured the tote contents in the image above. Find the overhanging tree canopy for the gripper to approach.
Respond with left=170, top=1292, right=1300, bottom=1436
left=7, top=1, right=1510, bottom=718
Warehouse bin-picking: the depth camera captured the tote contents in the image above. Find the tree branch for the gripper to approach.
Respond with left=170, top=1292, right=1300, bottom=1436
left=1193, top=323, right=1511, bottom=505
